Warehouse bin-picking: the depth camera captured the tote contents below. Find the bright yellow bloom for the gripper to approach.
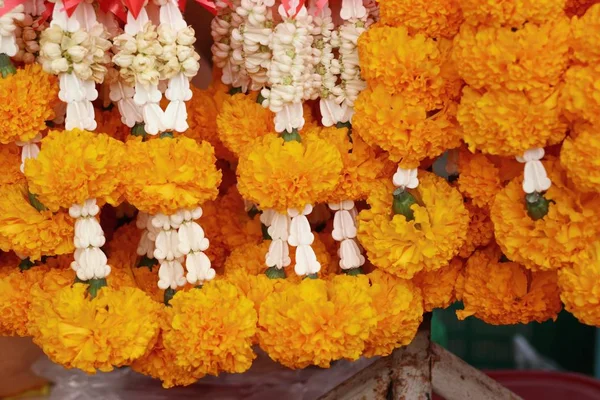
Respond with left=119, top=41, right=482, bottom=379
left=560, top=64, right=600, bottom=126
left=413, top=257, right=463, bottom=312
left=0, top=183, right=74, bottom=260
left=458, top=0, right=566, bottom=27
left=378, top=0, right=463, bottom=38
left=570, top=4, right=600, bottom=64
left=363, top=270, right=422, bottom=357
left=457, top=149, right=502, bottom=208
left=358, top=25, right=462, bottom=110
left=258, top=276, right=377, bottom=369
left=453, top=19, right=570, bottom=102
left=25, top=129, right=125, bottom=211
left=492, top=158, right=600, bottom=271
left=163, top=280, right=257, bottom=378
left=357, top=172, right=469, bottom=279
left=558, top=242, right=600, bottom=326
left=0, top=144, right=25, bottom=185
left=121, top=136, right=222, bottom=215
left=565, top=0, right=600, bottom=17
left=28, top=284, right=161, bottom=373
left=217, top=92, right=274, bottom=157
left=458, top=87, right=567, bottom=157
left=354, top=85, right=461, bottom=168
left=0, top=64, right=58, bottom=144
left=456, top=246, right=562, bottom=325
left=561, top=123, right=600, bottom=193
left=458, top=203, right=495, bottom=258
left=237, top=133, right=343, bottom=212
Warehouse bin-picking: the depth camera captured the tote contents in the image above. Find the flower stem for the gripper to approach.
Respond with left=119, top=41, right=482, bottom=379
left=19, top=258, right=35, bottom=271
left=164, top=288, right=176, bottom=306
left=265, top=266, right=286, bottom=279
left=130, top=122, right=146, bottom=139
left=87, top=278, right=107, bottom=299
left=229, top=86, right=243, bottom=95
left=281, top=129, right=301, bottom=143
left=343, top=267, right=364, bottom=276
left=392, top=188, right=418, bottom=221
left=525, top=192, right=551, bottom=221
left=303, top=273, right=318, bottom=280
left=0, top=54, right=16, bottom=78
left=28, top=191, right=48, bottom=212
left=137, top=255, right=156, bottom=269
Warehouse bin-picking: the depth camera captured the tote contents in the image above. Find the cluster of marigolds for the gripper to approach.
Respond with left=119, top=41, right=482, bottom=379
left=0, top=0, right=599, bottom=388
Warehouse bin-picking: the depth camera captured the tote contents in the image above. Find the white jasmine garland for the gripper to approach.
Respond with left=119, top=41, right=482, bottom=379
left=329, top=200, right=365, bottom=271
left=0, top=4, right=24, bottom=57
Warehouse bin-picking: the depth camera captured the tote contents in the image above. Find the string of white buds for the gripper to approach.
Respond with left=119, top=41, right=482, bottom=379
left=329, top=200, right=365, bottom=271
left=263, top=209, right=291, bottom=270
left=151, top=212, right=186, bottom=290
left=69, top=199, right=111, bottom=280
left=15, top=133, right=41, bottom=172
left=288, top=204, right=321, bottom=276
left=0, top=4, right=24, bottom=57
left=177, top=207, right=215, bottom=285
left=136, top=211, right=159, bottom=260
left=393, top=167, right=419, bottom=190
left=517, top=148, right=551, bottom=194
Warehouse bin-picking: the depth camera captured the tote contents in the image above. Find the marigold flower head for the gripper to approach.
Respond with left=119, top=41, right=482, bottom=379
left=225, top=271, right=290, bottom=319
left=95, top=107, right=130, bottom=142
left=458, top=87, right=567, bottom=157
left=258, top=276, right=377, bottom=369
left=0, top=183, right=74, bottom=260
left=378, top=0, right=463, bottom=38
left=452, top=19, right=570, bottom=101
left=457, top=148, right=502, bottom=208
left=163, top=280, right=257, bottom=378
left=565, top=0, right=600, bottom=17
left=458, top=203, right=495, bottom=258
left=458, top=0, right=566, bottom=27
left=569, top=4, right=600, bottom=64
left=560, top=123, right=600, bottom=194
left=363, top=270, right=423, bottom=357
left=560, top=64, right=600, bottom=126
left=413, top=257, right=463, bottom=312
left=0, top=144, right=25, bottom=185
left=237, top=132, right=343, bottom=212
left=358, top=26, right=462, bottom=110
left=121, top=136, right=222, bottom=215
left=28, top=284, right=161, bottom=373
left=25, top=129, right=125, bottom=211
left=0, top=63, right=58, bottom=144
left=558, top=242, right=600, bottom=326
left=456, top=246, right=562, bottom=325
left=492, top=158, right=600, bottom=271
left=354, top=85, right=461, bottom=168
left=357, top=172, right=469, bottom=279
left=217, top=92, right=275, bottom=157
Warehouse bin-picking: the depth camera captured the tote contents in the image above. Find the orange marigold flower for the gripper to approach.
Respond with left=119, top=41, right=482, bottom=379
left=456, top=246, right=562, bottom=325
left=452, top=19, right=570, bottom=101
left=95, top=107, right=130, bottom=142
left=458, top=0, right=566, bottom=27
left=458, top=203, right=495, bottom=258
left=569, top=4, right=600, bottom=64
left=560, top=64, right=600, bottom=125
left=358, top=25, right=462, bottom=110
left=363, top=270, right=423, bottom=357
left=560, top=123, right=600, bottom=193
left=217, top=92, right=274, bottom=157
left=357, top=172, right=469, bottom=279
left=25, top=129, right=125, bottom=211
left=0, top=143, right=25, bottom=185
left=121, top=136, right=222, bottom=215
left=565, top=0, right=600, bottom=17
left=258, top=276, right=377, bottom=368
left=237, top=132, right=343, bottom=212
left=378, top=0, right=463, bottom=38
left=0, top=64, right=58, bottom=144
left=458, top=87, right=567, bottom=157
left=457, top=149, right=503, bottom=208
left=354, top=85, right=461, bottom=168
left=413, top=258, right=463, bottom=312
left=492, top=158, right=600, bottom=271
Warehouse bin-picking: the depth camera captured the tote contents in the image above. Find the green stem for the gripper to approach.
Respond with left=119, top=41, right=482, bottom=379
left=265, top=266, right=286, bottom=279
left=137, top=255, right=156, bottom=270
left=392, top=188, right=418, bottom=222
left=256, top=92, right=267, bottom=105
left=247, top=205, right=260, bottom=219
left=160, top=131, right=174, bottom=139
left=303, top=273, right=318, bottom=280
left=343, top=267, right=364, bottom=276
left=28, top=191, right=48, bottom=212
left=87, top=278, right=107, bottom=299
left=130, top=122, right=146, bottom=138
left=164, top=288, right=176, bottom=306
left=525, top=192, right=551, bottom=221
left=229, top=86, right=243, bottom=95
left=19, top=258, right=35, bottom=271
left=0, top=54, right=16, bottom=78
left=281, top=129, right=301, bottom=143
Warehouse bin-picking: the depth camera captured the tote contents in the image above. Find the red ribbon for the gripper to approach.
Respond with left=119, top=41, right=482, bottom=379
left=281, top=0, right=304, bottom=17
left=62, top=0, right=84, bottom=16
left=0, top=0, right=26, bottom=17
left=99, top=0, right=127, bottom=21
left=37, top=1, right=54, bottom=24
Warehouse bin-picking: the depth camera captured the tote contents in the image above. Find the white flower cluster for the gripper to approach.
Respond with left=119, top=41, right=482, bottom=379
left=113, top=22, right=164, bottom=86
left=0, top=4, right=24, bottom=57
left=329, top=201, right=365, bottom=271
left=157, top=25, right=200, bottom=81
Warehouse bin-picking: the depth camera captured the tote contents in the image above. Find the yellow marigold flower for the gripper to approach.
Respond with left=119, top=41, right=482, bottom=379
left=0, top=64, right=58, bottom=144
left=452, top=19, right=570, bottom=101
left=357, top=172, right=469, bottom=279
left=258, top=276, right=377, bottom=368
left=458, top=203, right=495, bottom=258
left=570, top=4, right=600, bottom=64
left=560, top=64, right=600, bottom=125
left=25, top=129, right=125, bottom=211
left=0, top=183, right=74, bottom=260
left=492, top=158, right=600, bottom=271
left=456, top=246, right=562, bottom=325
left=354, top=85, right=461, bottom=168
left=358, top=25, right=462, bottom=110
left=95, top=107, right=130, bottom=142
left=237, top=133, right=343, bottom=212
left=378, top=0, right=463, bottom=38
left=413, top=258, right=463, bottom=312
left=121, top=136, right=222, bottom=215
left=565, top=0, right=600, bottom=17
left=561, top=123, right=600, bottom=193
left=458, top=0, right=566, bottom=27
left=558, top=242, right=600, bottom=326
left=458, top=87, right=567, bottom=157
left=317, top=126, right=394, bottom=203
left=0, top=143, right=25, bottom=185
left=217, top=92, right=274, bottom=157
left=212, top=186, right=262, bottom=250
left=28, top=284, right=161, bottom=373
left=363, top=270, right=423, bottom=357
left=182, top=86, right=234, bottom=162
left=457, top=148, right=502, bottom=208
left=163, top=280, right=257, bottom=378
